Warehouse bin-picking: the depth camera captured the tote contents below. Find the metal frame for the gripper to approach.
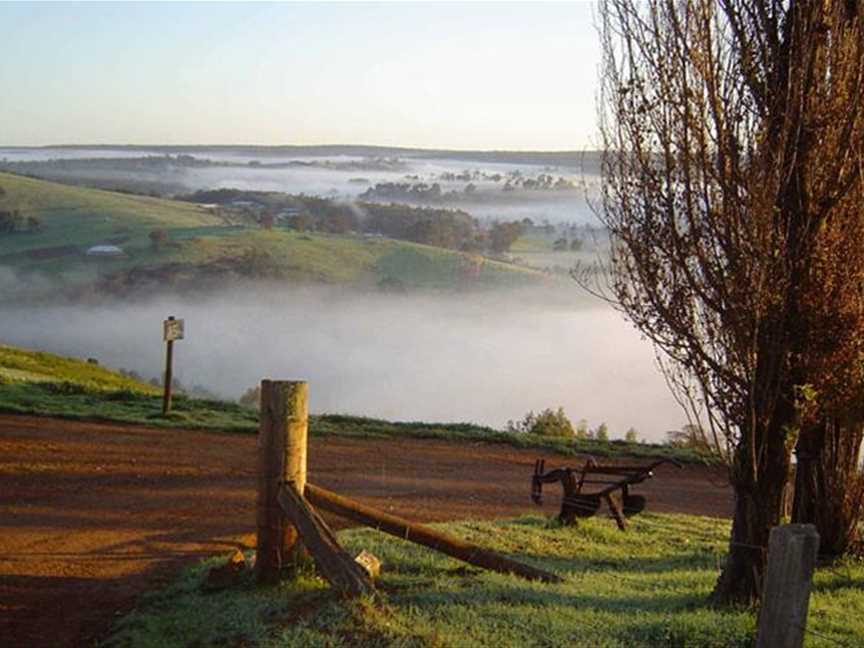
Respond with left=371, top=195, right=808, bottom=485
left=531, top=457, right=682, bottom=530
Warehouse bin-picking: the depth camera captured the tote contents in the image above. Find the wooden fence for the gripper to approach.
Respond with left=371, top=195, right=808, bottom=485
left=254, top=379, right=821, bottom=646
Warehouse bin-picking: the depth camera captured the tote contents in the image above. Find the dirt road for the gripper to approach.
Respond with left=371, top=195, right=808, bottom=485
left=0, top=415, right=732, bottom=647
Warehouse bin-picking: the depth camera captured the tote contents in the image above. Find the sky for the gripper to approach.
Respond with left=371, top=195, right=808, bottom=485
left=0, top=1, right=600, bottom=150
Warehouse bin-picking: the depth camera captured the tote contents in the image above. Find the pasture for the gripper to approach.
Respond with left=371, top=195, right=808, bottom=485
left=0, top=172, right=543, bottom=295
left=109, top=515, right=862, bottom=647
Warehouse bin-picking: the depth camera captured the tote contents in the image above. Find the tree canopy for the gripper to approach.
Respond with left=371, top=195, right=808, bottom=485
left=598, top=0, right=864, bottom=604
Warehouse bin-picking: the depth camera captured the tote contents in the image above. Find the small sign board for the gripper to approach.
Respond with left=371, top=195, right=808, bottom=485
left=163, top=318, right=185, bottom=342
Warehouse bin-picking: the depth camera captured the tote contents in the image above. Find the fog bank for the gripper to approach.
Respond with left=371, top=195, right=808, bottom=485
left=1, top=286, right=685, bottom=441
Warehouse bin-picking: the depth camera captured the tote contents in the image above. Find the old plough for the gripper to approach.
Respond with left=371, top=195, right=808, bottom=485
left=531, top=457, right=682, bottom=530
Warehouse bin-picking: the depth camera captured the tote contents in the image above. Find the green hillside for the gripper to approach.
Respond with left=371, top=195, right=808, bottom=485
left=0, top=171, right=218, bottom=254
left=0, top=172, right=543, bottom=296
left=0, top=343, right=258, bottom=430
left=0, top=344, right=158, bottom=394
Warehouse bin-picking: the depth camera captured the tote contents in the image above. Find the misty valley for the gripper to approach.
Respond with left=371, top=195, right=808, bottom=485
left=8, top=3, right=864, bottom=646
left=0, top=146, right=683, bottom=440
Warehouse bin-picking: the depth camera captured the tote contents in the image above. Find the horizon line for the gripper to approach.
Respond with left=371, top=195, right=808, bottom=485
left=0, top=142, right=601, bottom=155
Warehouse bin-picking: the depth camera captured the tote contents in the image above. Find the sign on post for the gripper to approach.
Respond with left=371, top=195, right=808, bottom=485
left=162, top=316, right=184, bottom=415
left=163, top=317, right=185, bottom=342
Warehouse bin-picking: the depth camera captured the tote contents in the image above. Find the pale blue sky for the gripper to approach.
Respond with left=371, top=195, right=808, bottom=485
left=0, top=1, right=600, bottom=150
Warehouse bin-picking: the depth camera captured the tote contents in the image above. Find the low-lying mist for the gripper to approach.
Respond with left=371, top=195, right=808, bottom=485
left=0, top=147, right=601, bottom=226
left=2, top=285, right=685, bottom=441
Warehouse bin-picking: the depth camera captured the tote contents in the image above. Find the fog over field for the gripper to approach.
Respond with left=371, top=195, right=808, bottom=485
left=0, top=147, right=600, bottom=225
left=2, top=285, right=684, bottom=441
left=0, top=147, right=676, bottom=438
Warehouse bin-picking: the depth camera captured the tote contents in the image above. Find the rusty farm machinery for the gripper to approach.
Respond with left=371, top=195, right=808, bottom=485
left=531, top=456, right=682, bottom=530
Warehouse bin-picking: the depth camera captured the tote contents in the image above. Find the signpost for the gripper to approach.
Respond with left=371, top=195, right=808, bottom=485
left=162, top=316, right=184, bottom=415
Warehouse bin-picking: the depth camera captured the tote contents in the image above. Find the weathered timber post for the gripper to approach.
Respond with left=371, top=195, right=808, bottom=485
left=306, top=483, right=562, bottom=583
left=256, top=380, right=308, bottom=584
left=277, top=485, right=374, bottom=596
left=756, top=524, right=819, bottom=648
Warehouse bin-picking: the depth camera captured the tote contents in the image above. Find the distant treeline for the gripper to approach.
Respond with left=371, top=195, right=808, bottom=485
left=177, top=189, right=526, bottom=253
left=26, top=144, right=601, bottom=169
left=359, top=174, right=577, bottom=203
left=0, top=161, right=194, bottom=197
left=0, top=154, right=220, bottom=172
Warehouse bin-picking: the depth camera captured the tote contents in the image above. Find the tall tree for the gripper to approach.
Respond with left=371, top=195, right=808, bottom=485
left=597, top=0, right=864, bottom=604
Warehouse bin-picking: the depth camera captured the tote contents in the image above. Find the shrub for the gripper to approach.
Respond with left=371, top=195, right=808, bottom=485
left=595, top=422, right=609, bottom=442
left=104, top=389, right=147, bottom=402
left=507, top=407, right=574, bottom=438
left=149, top=228, right=169, bottom=250
left=238, top=385, right=261, bottom=410
left=42, top=381, right=88, bottom=396
left=575, top=419, right=590, bottom=439
left=666, top=424, right=712, bottom=452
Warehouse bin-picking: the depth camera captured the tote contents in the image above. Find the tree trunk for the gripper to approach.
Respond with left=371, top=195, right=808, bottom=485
left=711, top=479, right=785, bottom=604
left=793, top=418, right=864, bottom=557
left=791, top=420, right=826, bottom=528
left=711, top=415, right=793, bottom=605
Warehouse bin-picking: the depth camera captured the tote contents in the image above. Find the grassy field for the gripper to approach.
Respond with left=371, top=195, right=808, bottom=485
left=0, top=172, right=543, bottom=294
left=0, top=344, right=160, bottom=394
left=140, top=228, right=543, bottom=289
left=0, top=171, right=217, bottom=256
left=102, top=514, right=863, bottom=647
left=0, top=343, right=706, bottom=462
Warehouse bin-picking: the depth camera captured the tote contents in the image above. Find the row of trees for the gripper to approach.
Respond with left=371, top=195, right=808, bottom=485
left=178, top=189, right=527, bottom=253
left=506, top=407, right=641, bottom=442
left=358, top=174, right=577, bottom=203
left=598, top=0, right=864, bottom=604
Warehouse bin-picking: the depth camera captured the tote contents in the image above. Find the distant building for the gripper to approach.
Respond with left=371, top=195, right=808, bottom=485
left=276, top=208, right=302, bottom=220
left=86, top=244, right=125, bottom=258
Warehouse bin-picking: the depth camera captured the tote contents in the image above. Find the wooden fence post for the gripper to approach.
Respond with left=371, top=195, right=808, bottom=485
left=756, top=523, right=820, bottom=648
left=255, top=380, right=308, bottom=584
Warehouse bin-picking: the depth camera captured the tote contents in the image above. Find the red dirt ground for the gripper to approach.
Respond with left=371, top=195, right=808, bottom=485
left=0, top=414, right=733, bottom=647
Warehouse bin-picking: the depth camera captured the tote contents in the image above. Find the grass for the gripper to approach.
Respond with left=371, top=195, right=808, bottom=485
left=313, top=415, right=708, bottom=464
left=102, top=514, right=864, bottom=647
left=0, top=379, right=707, bottom=464
left=510, top=234, right=555, bottom=254
left=0, top=381, right=259, bottom=431
left=0, top=172, right=543, bottom=293
left=0, top=171, right=218, bottom=257
left=159, top=228, right=542, bottom=289
left=0, top=344, right=160, bottom=394
left=0, top=380, right=705, bottom=463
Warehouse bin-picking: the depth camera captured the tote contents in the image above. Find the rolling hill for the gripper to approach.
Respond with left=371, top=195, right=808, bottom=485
left=0, top=171, right=543, bottom=298
left=0, top=343, right=158, bottom=394
left=0, top=173, right=542, bottom=295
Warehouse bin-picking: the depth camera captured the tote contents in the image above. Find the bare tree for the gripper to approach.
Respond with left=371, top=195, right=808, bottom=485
left=597, top=0, right=864, bottom=604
